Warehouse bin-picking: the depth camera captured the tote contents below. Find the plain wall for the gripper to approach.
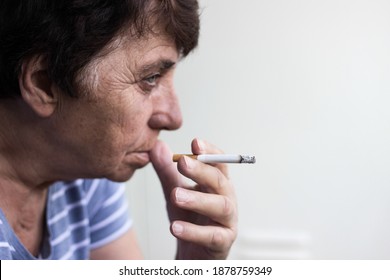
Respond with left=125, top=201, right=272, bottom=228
left=126, top=0, right=390, bottom=259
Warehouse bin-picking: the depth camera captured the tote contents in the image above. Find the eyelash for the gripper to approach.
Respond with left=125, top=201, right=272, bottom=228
left=139, top=73, right=161, bottom=93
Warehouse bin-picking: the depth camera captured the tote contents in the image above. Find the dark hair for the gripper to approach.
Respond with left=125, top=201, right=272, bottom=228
left=0, top=0, right=199, bottom=98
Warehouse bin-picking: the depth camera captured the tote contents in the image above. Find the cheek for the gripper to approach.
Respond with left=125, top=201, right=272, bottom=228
left=108, top=98, right=153, bottom=147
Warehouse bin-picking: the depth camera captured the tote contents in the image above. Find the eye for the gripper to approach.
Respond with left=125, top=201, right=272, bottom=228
left=138, top=73, right=161, bottom=93
left=144, top=73, right=161, bottom=86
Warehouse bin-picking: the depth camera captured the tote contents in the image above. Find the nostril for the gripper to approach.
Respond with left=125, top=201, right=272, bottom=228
left=148, top=114, right=182, bottom=130
left=148, top=112, right=182, bottom=131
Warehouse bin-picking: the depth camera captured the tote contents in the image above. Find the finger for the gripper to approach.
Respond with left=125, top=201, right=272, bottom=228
left=172, top=187, right=237, bottom=227
left=149, top=140, right=187, bottom=201
left=191, top=138, right=229, bottom=177
left=177, top=155, right=233, bottom=196
left=171, top=221, right=236, bottom=254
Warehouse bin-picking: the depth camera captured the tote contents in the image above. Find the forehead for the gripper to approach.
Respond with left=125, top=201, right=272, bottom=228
left=108, top=32, right=179, bottom=70
left=77, top=31, right=179, bottom=90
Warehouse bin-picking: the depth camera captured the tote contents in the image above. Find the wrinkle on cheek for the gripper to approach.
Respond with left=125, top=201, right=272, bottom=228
left=95, top=52, right=138, bottom=94
left=117, top=97, right=151, bottom=143
left=102, top=68, right=134, bottom=93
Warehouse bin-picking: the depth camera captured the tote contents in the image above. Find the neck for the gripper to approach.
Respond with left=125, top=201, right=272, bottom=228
left=0, top=180, right=49, bottom=257
left=0, top=98, right=55, bottom=201
left=0, top=99, right=59, bottom=187
left=0, top=99, right=54, bottom=256
left=0, top=180, right=49, bottom=226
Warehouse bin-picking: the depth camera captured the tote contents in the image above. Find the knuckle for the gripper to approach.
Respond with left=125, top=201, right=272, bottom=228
left=221, top=196, right=234, bottom=219
left=215, top=169, right=227, bottom=191
left=210, top=230, right=225, bottom=249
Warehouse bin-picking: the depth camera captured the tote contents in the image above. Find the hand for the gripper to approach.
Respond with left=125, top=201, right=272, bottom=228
left=150, top=139, right=238, bottom=259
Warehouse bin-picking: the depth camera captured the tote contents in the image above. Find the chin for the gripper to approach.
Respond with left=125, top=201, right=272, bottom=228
left=104, top=168, right=137, bottom=183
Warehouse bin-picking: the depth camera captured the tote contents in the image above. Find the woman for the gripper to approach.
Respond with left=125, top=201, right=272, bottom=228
left=0, top=0, right=237, bottom=259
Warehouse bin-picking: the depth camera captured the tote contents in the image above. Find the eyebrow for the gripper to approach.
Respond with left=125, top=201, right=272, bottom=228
left=137, top=59, right=176, bottom=77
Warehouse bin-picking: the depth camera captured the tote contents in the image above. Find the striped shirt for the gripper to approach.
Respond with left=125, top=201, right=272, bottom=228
left=0, top=179, right=132, bottom=260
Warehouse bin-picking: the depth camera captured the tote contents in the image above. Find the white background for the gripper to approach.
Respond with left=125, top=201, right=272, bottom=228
left=126, top=0, right=390, bottom=259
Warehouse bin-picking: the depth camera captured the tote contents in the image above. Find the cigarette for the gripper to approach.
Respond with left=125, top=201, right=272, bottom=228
left=172, top=154, right=256, bottom=164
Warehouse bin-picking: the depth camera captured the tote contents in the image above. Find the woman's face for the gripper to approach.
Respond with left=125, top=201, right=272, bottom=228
left=50, top=32, right=182, bottom=182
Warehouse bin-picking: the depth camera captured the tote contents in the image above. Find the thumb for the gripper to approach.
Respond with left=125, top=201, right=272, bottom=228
left=149, top=140, right=183, bottom=201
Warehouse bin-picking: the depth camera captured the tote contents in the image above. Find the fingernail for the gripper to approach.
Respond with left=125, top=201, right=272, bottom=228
left=175, top=188, right=189, bottom=203
left=172, top=222, right=184, bottom=235
left=196, top=139, right=205, bottom=152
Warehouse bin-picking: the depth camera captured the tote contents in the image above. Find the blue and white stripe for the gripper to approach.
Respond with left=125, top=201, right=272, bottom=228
left=0, top=179, right=132, bottom=260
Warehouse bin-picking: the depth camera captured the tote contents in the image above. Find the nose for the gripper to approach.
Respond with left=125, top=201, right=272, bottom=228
left=148, top=83, right=183, bottom=131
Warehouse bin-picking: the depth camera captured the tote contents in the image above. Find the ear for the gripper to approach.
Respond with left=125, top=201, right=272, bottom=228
left=18, top=55, right=58, bottom=117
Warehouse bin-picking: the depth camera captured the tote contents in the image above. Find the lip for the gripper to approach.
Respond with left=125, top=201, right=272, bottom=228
left=132, top=151, right=151, bottom=167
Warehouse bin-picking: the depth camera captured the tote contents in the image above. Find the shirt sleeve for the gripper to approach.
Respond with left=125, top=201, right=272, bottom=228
left=0, top=217, right=13, bottom=260
left=85, top=179, right=133, bottom=250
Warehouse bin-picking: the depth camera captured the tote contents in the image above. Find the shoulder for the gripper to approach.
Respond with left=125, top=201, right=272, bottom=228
left=45, top=179, right=131, bottom=259
left=50, top=179, right=125, bottom=202
left=0, top=211, right=15, bottom=259
left=49, top=179, right=126, bottom=216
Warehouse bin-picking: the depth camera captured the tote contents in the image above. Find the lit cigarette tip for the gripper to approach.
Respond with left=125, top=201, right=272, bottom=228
left=172, top=154, right=256, bottom=164
left=240, top=155, right=256, bottom=164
